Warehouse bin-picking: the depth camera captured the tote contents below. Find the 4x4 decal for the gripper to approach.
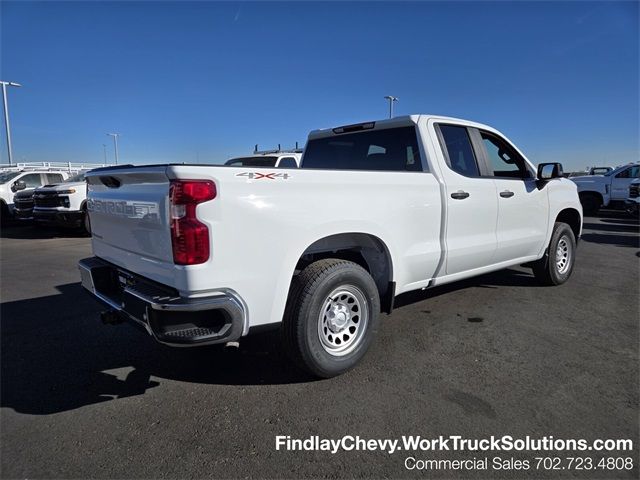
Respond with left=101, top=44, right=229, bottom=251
left=235, top=172, right=290, bottom=180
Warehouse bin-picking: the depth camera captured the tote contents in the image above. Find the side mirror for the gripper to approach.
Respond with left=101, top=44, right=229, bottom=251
left=11, top=180, right=26, bottom=192
left=537, top=162, right=564, bottom=181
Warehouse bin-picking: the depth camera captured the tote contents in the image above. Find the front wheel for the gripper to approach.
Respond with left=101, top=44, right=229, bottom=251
left=579, top=193, right=601, bottom=216
left=81, top=208, right=91, bottom=236
left=281, top=259, right=380, bottom=378
left=532, top=222, right=577, bottom=286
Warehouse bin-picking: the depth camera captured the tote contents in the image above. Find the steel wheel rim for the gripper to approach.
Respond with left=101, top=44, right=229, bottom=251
left=556, top=235, right=571, bottom=275
left=318, top=285, right=368, bottom=356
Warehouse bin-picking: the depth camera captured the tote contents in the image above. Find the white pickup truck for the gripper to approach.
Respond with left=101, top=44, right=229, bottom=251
left=571, top=163, right=640, bottom=215
left=1, top=168, right=71, bottom=222
left=79, top=115, right=582, bottom=377
left=32, top=172, right=91, bottom=234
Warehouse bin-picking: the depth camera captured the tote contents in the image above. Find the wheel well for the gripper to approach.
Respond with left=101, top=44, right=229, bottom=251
left=556, top=208, right=581, bottom=240
left=579, top=191, right=603, bottom=203
left=295, top=233, right=394, bottom=313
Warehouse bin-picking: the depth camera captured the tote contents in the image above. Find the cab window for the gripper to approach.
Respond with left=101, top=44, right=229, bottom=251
left=46, top=173, right=64, bottom=184
left=480, top=131, right=532, bottom=179
left=277, top=157, right=298, bottom=168
left=615, top=166, right=640, bottom=178
left=19, top=173, right=44, bottom=188
left=302, top=126, right=423, bottom=171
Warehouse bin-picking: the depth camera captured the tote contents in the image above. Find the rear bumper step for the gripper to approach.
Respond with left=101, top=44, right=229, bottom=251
left=78, top=256, right=245, bottom=346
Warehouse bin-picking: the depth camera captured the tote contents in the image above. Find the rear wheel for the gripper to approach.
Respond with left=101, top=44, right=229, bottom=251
left=532, top=222, right=576, bottom=286
left=281, top=259, right=380, bottom=378
left=579, top=193, right=601, bottom=216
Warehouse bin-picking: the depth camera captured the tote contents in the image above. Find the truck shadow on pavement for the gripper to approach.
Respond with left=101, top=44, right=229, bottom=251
left=581, top=211, right=640, bottom=248
left=2, top=267, right=545, bottom=416
left=1, top=283, right=312, bottom=415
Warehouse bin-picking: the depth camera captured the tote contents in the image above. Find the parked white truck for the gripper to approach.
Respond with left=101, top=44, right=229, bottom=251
left=79, top=115, right=582, bottom=377
left=224, top=149, right=302, bottom=168
left=1, top=168, right=70, bottom=222
left=32, top=172, right=91, bottom=234
left=570, top=163, right=640, bottom=215
left=1, top=162, right=107, bottom=223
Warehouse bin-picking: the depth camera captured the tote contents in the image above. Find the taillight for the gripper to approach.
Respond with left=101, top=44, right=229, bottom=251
left=169, top=180, right=216, bottom=265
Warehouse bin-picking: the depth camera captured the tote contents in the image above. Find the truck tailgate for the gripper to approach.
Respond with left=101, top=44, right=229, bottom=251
left=86, top=166, right=172, bottom=264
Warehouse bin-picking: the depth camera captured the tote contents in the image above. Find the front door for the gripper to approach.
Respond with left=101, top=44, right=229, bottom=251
left=611, top=165, right=640, bottom=201
left=478, top=130, right=549, bottom=262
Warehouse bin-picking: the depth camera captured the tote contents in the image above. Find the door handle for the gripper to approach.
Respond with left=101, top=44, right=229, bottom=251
left=450, top=191, right=470, bottom=200
left=500, top=190, right=515, bottom=198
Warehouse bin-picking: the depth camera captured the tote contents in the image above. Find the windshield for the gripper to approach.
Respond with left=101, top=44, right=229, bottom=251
left=0, top=171, right=21, bottom=184
left=225, top=156, right=278, bottom=167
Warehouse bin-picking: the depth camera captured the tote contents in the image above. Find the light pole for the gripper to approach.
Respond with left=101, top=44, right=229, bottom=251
left=102, top=144, right=108, bottom=164
left=384, top=95, right=398, bottom=119
left=106, top=133, right=120, bottom=165
left=1, top=81, right=22, bottom=165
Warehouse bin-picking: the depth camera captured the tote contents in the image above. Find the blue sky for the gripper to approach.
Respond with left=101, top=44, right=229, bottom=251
left=1, top=1, right=638, bottom=171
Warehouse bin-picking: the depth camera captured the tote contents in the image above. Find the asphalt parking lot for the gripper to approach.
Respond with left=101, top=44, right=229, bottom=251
left=1, top=211, right=638, bottom=479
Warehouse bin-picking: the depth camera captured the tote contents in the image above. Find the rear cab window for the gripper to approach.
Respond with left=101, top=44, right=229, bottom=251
left=277, top=157, right=298, bottom=168
left=225, top=156, right=278, bottom=168
left=301, top=126, right=423, bottom=171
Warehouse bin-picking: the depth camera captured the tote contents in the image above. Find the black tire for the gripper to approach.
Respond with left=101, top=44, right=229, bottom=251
left=281, top=259, right=380, bottom=378
left=532, top=222, right=577, bottom=286
left=81, top=208, right=91, bottom=236
left=579, top=193, right=601, bottom=216
left=0, top=202, right=10, bottom=226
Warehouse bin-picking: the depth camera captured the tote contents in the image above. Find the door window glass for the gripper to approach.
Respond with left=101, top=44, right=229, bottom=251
left=19, top=174, right=44, bottom=188
left=46, top=173, right=64, bottom=183
left=438, top=125, right=480, bottom=177
left=616, top=166, right=640, bottom=178
left=481, top=131, right=531, bottom=178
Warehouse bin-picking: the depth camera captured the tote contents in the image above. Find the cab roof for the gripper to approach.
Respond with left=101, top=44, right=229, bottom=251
left=307, top=114, right=497, bottom=140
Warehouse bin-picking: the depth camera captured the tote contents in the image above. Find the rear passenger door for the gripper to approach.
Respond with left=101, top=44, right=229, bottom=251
left=433, top=122, right=498, bottom=275
left=477, top=130, right=549, bottom=262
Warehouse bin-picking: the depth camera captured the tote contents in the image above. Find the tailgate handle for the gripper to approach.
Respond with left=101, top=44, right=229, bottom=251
left=100, top=176, right=121, bottom=188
